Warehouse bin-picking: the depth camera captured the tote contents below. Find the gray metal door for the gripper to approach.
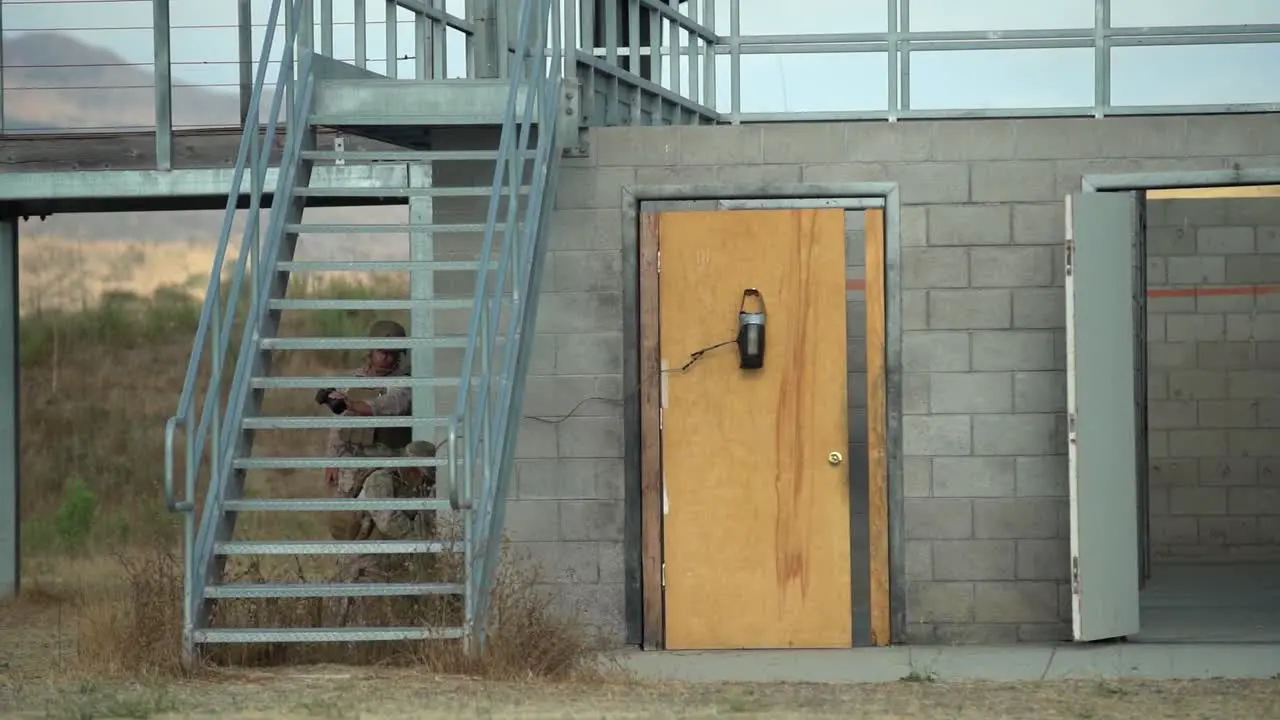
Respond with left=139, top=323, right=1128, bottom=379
left=1065, top=191, right=1143, bottom=643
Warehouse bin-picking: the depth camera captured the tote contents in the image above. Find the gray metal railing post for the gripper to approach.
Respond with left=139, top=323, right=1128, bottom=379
left=887, top=0, right=898, bottom=121
left=239, top=0, right=254, bottom=127
left=153, top=0, right=173, bottom=169
left=1094, top=0, right=1112, bottom=118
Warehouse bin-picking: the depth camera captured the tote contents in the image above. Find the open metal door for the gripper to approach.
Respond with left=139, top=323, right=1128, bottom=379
left=1065, top=191, right=1142, bottom=643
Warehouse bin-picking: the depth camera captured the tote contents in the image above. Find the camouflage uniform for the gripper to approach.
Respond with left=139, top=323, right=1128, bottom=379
left=324, top=320, right=438, bottom=583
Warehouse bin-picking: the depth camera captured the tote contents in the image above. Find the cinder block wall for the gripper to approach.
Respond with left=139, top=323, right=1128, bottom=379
left=1146, top=197, right=1280, bottom=563
left=504, top=113, right=1280, bottom=644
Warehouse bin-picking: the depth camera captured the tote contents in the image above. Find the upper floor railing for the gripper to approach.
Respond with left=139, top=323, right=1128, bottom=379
left=2, top=0, right=1278, bottom=161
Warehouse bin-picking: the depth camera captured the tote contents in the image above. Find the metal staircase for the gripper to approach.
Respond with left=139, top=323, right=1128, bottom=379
left=163, top=0, right=567, bottom=664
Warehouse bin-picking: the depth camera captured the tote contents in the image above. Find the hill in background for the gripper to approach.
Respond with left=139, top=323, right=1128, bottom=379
left=4, top=30, right=414, bottom=289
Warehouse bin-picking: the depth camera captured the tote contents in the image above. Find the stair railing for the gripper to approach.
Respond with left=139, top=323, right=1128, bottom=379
left=163, top=0, right=316, bottom=651
left=450, top=0, right=566, bottom=646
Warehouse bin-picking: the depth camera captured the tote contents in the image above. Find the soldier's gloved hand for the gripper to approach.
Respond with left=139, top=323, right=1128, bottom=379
left=327, top=392, right=348, bottom=415
left=315, top=388, right=348, bottom=414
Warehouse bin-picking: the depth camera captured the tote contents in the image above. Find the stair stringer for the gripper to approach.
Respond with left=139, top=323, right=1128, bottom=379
left=467, top=79, right=567, bottom=644
left=189, top=130, right=318, bottom=660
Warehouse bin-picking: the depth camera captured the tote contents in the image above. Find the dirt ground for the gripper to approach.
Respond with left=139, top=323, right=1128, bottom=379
left=4, top=599, right=1279, bottom=720
left=3, top=666, right=1279, bottom=719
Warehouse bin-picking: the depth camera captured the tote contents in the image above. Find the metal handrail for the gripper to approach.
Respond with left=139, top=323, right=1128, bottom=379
left=448, top=0, right=566, bottom=645
left=163, top=0, right=317, bottom=639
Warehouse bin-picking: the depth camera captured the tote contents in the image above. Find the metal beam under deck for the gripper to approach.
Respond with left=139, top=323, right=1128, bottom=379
left=0, top=128, right=402, bottom=174
left=0, top=164, right=419, bottom=216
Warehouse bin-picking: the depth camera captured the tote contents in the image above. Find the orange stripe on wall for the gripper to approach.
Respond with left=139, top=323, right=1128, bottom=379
left=1148, top=284, right=1280, bottom=298
left=846, top=279, right=1280, bottom=297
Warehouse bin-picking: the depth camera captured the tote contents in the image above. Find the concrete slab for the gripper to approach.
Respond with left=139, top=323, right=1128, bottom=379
left=611, top=643, right=1280, bottom=683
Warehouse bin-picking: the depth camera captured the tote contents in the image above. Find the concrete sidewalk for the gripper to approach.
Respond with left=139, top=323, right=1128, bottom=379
left=613, top=643, right=1280, bottom=683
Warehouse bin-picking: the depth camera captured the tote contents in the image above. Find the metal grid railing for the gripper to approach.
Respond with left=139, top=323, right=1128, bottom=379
left=562, top=0, right=1280, bottom=124
left=1, top=0, right=1277, bottom=156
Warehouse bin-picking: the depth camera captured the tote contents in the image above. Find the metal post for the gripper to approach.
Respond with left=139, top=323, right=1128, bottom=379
left=355, top=0, right=368, bottom=67
left=408, top=163, right=436, bottom=445
left=386, top=0, right=398, bottom=78
left=431, top=0, right=447, bottom=78
left=153, top=0, right=174, bottom=170
left=321, top=0, right=334, bottom=56
left=238, top=0, right=254, bottom=127
left=416, top=3, right=430, bottom=79
left=899, top=0, right=911, bottom=113
left=729, top=0, right=740, bottom=123
left=1, top=6, right=7, bottom=133
left=1094, top=0, right=1111, bottom=118
left=472, top=0, right=500, bottom=79
left=887, top=0, right=898, bottom=121
left=0, top=217, right=18, bottom=599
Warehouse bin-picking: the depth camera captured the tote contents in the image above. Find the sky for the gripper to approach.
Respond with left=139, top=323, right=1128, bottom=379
left=2, top=0, right=1279, bottom=124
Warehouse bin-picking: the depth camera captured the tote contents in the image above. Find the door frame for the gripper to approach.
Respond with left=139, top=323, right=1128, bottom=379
left=1077, top=166, right=1280, bottom=637
left=620, top=182, right=905, bottom=650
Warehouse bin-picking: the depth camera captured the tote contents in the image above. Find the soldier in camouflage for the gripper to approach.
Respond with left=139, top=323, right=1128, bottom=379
left=317, top=319, right=438, bottom=584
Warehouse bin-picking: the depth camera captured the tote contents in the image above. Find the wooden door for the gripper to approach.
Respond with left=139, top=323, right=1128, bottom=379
left=657, top=208, right=851, bottom=650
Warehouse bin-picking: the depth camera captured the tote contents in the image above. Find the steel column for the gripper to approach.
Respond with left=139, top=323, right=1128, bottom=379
left=408, top=163, right=437, bottom=445
left=0, top=217, right=18, bottom=600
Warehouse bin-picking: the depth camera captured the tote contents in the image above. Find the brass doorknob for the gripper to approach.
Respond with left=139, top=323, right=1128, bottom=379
left=828, top=451, right=843, bottom=466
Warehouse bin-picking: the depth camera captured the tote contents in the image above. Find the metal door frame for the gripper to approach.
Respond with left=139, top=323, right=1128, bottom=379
left=620, top=181, right=905, bottom=648
left=1081, top=167, right=1280, bottom=600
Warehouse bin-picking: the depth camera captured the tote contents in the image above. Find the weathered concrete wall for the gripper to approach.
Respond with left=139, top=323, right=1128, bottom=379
left=509, top=113, right=1280, bottom=644
left=1146, top=197, right=1280, bottom=563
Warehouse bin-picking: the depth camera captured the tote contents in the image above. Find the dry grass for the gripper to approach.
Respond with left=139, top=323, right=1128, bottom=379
left=8, top=239, right=604, bottom=691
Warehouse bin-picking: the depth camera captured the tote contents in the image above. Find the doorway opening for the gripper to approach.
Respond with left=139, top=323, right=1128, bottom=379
left=1068, top=181, right=1280, bottom=644
left=1139, top=186, right=1280, bottom=643
left=631, top=198, right=895, bottom=651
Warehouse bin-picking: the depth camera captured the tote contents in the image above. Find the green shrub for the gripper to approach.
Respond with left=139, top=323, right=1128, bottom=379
left=53, top=478, right=98, bottom=551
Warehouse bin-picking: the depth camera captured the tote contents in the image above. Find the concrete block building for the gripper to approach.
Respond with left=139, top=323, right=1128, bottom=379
left=510, top=116, right=1280, bottom=647
left=2, top=0, right=1279, bottom=657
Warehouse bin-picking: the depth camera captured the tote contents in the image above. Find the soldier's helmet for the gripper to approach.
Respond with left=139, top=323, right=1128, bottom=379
left=368, top=319, right=408, bottom=356
left=405, top=440, right=438, bottom=458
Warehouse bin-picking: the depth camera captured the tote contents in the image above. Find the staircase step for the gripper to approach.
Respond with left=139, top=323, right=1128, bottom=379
left=235, top=456, right=447, bottom=470
left=251, top=375, right=460, bottom=390
left=242, top=416, right=450, bottom=430
left=301, top=149, right=522, bottom=162
left=294, top=185, right=527, bottom=198
left=267, top=298, right=471, bottom=311
left=193, top=626, right=466, bottom=643
left=223, top=498, right=451, bottom=512
left=205, top=581, right=464, bottom=599
left=260, top=336, right=475, bottom=351
left=278, top=260, right=495, bottom=273
left=215, top=540, right=464, bottom=555
left=285, top=223, right=503, bottom=234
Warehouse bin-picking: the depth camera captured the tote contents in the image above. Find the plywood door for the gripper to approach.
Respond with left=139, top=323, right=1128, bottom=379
left=658, top=208, right=851, bottom=650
